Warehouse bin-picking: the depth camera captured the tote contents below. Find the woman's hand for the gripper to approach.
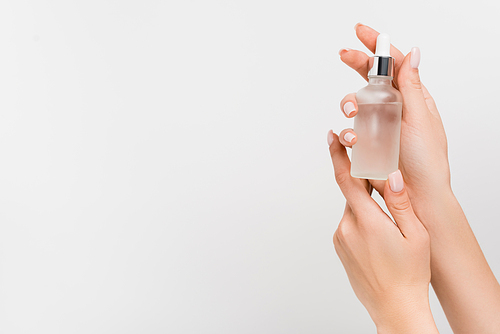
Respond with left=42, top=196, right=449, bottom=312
left=338, top=24, right=450, bottom=211
left=328, top=131, right=439, bottom=334
left=335, top=24, right=500, bottom=333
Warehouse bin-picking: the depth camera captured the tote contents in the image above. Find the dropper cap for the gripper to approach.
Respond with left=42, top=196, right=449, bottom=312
left=368, top=33, right=395, bottom=77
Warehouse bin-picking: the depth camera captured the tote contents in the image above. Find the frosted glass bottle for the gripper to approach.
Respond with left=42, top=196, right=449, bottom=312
left=350, top=76, right=402, bottom=180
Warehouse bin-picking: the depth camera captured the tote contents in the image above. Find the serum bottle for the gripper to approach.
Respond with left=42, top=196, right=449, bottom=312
left=350, top=33, right=403, bottom=180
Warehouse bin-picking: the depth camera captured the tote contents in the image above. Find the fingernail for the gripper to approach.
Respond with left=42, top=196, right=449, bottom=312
left=389, top=170, right=404, bottom=193
left=343, top=102, right=356, bottom=117
left=354, top=23, right=363, bottom=31
left=338, top=48, right=350, bottom=57
left=344, top=132, right=356, bottom=143
left=410, top=47, right=420, bottom=69
left=327, top=130, right=334, bottom=146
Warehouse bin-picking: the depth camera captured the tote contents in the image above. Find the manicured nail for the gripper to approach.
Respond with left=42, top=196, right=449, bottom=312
left=354, top=23, right=363, bottom=31
left=410, top=47, right=420, bottom=69
left=327, top=130, right=334, bottom=146
left=338, top=48, right=350, bottom=57
left=389, top=170, right=404, bottom=193
left=344, top=132, right=355, bottom=143
left=343, top=102, right=356, bottom=117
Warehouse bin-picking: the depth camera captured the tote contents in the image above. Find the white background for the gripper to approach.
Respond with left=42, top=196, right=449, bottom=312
left=0, top=1, right=499, bottom=333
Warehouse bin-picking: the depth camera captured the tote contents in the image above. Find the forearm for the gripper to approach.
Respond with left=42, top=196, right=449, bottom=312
left=414, top=190, right=500, bottom=333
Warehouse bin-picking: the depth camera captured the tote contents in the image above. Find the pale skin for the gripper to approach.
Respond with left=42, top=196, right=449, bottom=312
left=329, top=23, right=500, bottom=333
left=330, top=142, right=439, bottom=333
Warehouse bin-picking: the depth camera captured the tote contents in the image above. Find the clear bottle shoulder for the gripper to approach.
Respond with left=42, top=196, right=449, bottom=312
left=356, top=79, right=403, bottom=104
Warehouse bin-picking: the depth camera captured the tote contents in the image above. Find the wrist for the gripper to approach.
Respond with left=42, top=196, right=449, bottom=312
left=410, top=186, right=460, bottom=231
left=374, top=295, right=438, bottom=334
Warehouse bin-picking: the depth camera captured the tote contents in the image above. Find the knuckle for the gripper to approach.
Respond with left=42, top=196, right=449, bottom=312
left=332, top=231, right=339, bottom=247
left=334, top=170, right=350, bottom=188
left=400, top=76, right=422, bottom=91
left=335, top=221, right=352, bottom=242
left=409, top=79, right=422, bottom=91
left=332, top=235, right=343, bottom=258
left=389, top=198, right=412, bottom=213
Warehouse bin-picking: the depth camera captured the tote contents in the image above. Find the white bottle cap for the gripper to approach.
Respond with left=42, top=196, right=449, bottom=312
left=374, top=33, right=391, bottom=57
left=368, top=33, right=394, bottom=77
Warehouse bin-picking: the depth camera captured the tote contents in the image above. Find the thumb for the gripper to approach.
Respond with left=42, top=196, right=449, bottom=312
left=397, top=47, right=429, bottom=119
left=383, top=170, right=419, bottom=237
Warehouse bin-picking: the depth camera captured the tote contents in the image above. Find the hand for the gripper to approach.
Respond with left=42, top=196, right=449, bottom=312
left=338, top=24, right=450, bottom=212
left=328, top=131, right=438, bottom=333
left=335, top=24, right=500, bottom=334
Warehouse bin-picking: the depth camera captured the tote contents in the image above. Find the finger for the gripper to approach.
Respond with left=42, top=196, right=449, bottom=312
left=421, top=83, right=440, bottom=117
left=354, top=23, right=405, bottom=88
left=383, top=170, right=422, bottom=237
left=397, top=47, right=431, bottom=121
left=339, top=128, right=357, bottom=147
left=327, top=130, right=378, bottom=215
left=369, top=179, right=385, bottom=198
left=340, top=93, right=358, bottom=118
left=339, top=49, right=370, bottom=81
left=354, top=23, right=405, bottom=61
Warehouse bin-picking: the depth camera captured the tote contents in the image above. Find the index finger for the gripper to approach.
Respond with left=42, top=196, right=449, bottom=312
left=327, top=130, right=379, bottom=215
left=355, top=23, right=404, bottom=61
left=348, top=24, right=405, bottom=87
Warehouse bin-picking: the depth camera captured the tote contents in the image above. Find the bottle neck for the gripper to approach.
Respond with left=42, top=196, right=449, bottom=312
left=368, top=76, right=393, bottom=85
